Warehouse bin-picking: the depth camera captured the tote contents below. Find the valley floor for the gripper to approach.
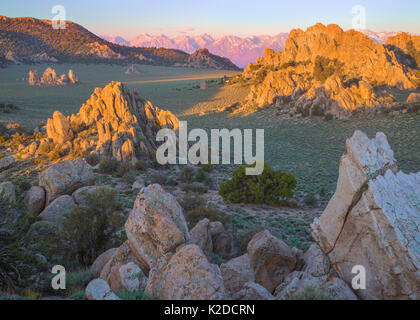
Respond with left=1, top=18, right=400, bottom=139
left=1, top=63, right=419, bottom=198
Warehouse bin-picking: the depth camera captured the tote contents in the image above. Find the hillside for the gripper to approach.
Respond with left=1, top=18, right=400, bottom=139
left=230, top=23, right=419, bottom=117
left=0, top=15, right=239, bottom=70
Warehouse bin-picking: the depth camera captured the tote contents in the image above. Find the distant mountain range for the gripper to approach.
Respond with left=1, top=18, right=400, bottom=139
left=0, top=15, right=240, bottom=70
left=101, top=30, right=401, bottom=68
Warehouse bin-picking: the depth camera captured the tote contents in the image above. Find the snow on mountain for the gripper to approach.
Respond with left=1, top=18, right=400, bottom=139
left=100, top=30, right=400, bottom=68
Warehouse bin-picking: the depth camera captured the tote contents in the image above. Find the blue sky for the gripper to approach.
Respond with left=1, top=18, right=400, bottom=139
left=1, top=0, right=419, bottom=39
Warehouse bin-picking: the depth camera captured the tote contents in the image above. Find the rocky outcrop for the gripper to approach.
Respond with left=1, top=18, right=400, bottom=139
left=0, top=155, right=15, bottom=171
left=190, top=218, right=213, bottom=256
left=386, top=33, right=420, bottom=67
left=125, top=64, right=142, bottom=75
left=46, top=111, right=74, bottom=145
left=28, top=68, right=79, bottom=86
left=39, top=195, right=76, bottom=227
left=236, top=23, right=418, bottom=117
left=40, top=81, right=179, bottom=163
left=145, top=244, right=227, bottom=300
left=72, top=186, right=112, bottom=207
left=25, top=186, right=46, bottom=216
left=312, top=130, right=420, bottom=300
left=274, top=244, right=357, bottom=300
left=100, top=241, right=146, bottom=281
left=220, top=254, right=255, bottom=294
left=109, top=262, right=147, bottom=294
left=85, top=279, right=121, bottom=300
left=38, top=158, right=94, bottom=204
left=0, top=181, right=16, bottom=203
left=183, top=48, right=240, bottom=70
left=407, top=92, right=420, bottom=103
left=125, top=184, right=190, bottom=271
left=247, top=230, right=297, bottom=293
left=90, top=248, right=118, bottom=278
left=233, top=282, right=275, bottom=300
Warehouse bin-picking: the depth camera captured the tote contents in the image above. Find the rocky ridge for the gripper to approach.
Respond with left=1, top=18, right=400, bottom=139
left=14, top=81, right=179, bottom=163
left=231, top=23, right=419, bottom=117
left=28, top=68, right=79, bottom=86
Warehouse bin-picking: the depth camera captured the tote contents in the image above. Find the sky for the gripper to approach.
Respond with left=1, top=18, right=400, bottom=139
left=1, top=0, right=419, bottom=39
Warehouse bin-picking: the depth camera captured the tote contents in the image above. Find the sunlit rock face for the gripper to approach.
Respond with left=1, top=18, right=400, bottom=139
left=238, top=24, right=418, bottom=116
left=312, top=130, right=420, bottom=300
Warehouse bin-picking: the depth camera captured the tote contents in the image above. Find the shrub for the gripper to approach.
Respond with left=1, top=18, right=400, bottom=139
left=178, top=193, right=206, bottom=212
left=148, top=173, right=177, bottom=186
left=178, top=166, right=196, bottom=183
left=324, top=113, right=333, bottom=121
left=135, top=160, right=147, bottom=171
left=85, top=153, right=100, bottom=167
left=185, top=206, right=231, bottom=229
left=182, top=183, right=208, bottom=194
left=407, top=103, right=420, bottom=114
left=201, top=163, right=214, bottom=173
left=122, top=171, right=135, bottom=185
left=303, top=193, right=318, bottom=207
left=313, top=56, right=344, bottom=83
left=195, top=168, right=209, bottom=182
left=98, top=158, right=119, bottom=174
left=219, top=163, right=297, bottom=205
left=60, top=190, right=124, bottom=265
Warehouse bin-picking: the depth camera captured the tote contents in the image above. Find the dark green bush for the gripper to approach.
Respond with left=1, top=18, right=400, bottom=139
left=135, top=160, right=147, bottom=171
left=195, top=168, right=209, bottom=182
left=98, top=158, right=119, bottom=174
left=178, top=193, right=206, bottom=212
left=178, top=166, right=196, bottom=183
left=219, top=163, right=297, bottom=205
left=303, top=193, right=318, bottom=207
left=182, top=183, right=208, bottom=194
left=60, top=189, right=124, bottom=265
left=201, top=163, right=214, bottom=173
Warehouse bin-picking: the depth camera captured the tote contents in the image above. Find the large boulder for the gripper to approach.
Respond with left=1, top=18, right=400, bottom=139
left=0, top=181, right=16, bottom=204
left=38, top=158, right=94, bottom=204
left=209, top=221, right=233, bottom=259
left=85, top=279, right=120, bottom=300
left=247, top=230, right=296, bottom=293
left=108, top=262, right=147, bottom=294
left=39, top=195, right=76, bottom=227
left=125, top=184, right=190, bottom=271
left=25, top=186, right=46, bottom=215
left=220, top=254, right=255, bottom=294
left=274, top=244, right=357, bottom=300
left=100, top=241, right=146, bottom=281
left=90, top=248, right=118, bottom=278
left=145, top=244, right=227, bottom=300
left=406, top=92, right=420, bottom=103
left=46, top=111, right=74, bottom=145
left=312, top=131, right=420, bottom=300
left=72, top=186, right=112, bottom=207
left=0, top=155, right=15, bottom=171
left=190, top=218, right=213, bottom=256
left=233, top=282, right=275, bottom=300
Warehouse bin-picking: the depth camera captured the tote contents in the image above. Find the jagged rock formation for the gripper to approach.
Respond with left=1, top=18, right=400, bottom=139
left=386, top=33, right=420, bottom=67
left=312, top=130, right=420, bottom=300
left=125, top=64, right=142, bottom=74
left=36, top=81, right=179, bottom=163
left=235, top=23, right=419, bottom=117
left=182, top=48, right=241, bottom=70
left=28, top=68, right=79, bottom=86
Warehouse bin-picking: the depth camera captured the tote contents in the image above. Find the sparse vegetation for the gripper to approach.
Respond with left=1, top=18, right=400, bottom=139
left=219, top=163, right=297, bottom=205
left=60, top=190, right=124, bottom=265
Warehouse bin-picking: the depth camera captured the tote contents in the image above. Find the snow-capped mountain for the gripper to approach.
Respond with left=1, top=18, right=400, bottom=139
left=101, top=34, right=130, bottom=46
left=100, top=30, right=400, bottom=68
